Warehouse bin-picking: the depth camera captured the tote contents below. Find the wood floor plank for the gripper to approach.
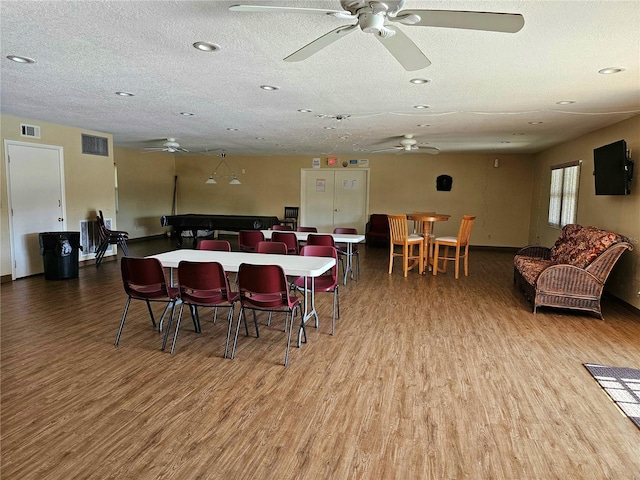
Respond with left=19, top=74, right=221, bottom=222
left=2, top=237, right=639, bottom=479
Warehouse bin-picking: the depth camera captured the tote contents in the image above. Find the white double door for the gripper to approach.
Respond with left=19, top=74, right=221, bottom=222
left=5, top=141, right=66, bottom=279
left=300, top=168, right=369, bottom=233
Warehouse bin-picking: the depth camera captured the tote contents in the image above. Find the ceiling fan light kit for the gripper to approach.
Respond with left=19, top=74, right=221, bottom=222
left=229, top=0, right=524, bottom=71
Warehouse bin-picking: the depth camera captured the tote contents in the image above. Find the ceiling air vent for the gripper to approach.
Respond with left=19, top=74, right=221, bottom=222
left=20, top=123, right=41, bottom=139
left=81, top=134, right=109, bottom=156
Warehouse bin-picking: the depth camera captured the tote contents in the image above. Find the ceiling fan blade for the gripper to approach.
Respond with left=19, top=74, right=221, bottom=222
left=229, top=4, right=349, bottom=16
left=418, top=147, right=440, bottom=155
left=371, top=146, right=402, bottom=153
left=375, top=26, right=431, bottom=71
left=398, top=9, right=524, bottom=33
left=284, top=25, right=357, bottom=62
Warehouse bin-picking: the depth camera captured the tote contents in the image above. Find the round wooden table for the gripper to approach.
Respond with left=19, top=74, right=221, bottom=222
left=407, top=213, right=450, bottom=273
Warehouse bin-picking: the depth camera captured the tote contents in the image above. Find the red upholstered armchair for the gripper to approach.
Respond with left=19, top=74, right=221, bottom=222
left=365, top=214, right=390, bottom=247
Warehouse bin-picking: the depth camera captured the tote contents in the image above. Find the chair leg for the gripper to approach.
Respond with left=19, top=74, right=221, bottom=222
left=464, top=246, right=470, bottom=276
left=118, top=238, right=130, bottom=256
left=388, top=245, right=394, bottom=274
left=145, top=300, right=157, bottom=328
left=403, top=245, right=409, bottom=277
left=95, top=240, right=109, bottom=267
left=223, top=305, right=235, bottom=359
left=162, top=303, right=182, bottom=352
left=433, top=242, right=439, bottom=276
left=454, top=245, right=461, bottom=279
left=115, top=297, right=132, bottom=346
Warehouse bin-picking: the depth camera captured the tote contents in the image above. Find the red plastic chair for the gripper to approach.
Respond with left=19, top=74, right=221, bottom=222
left=272, top=231, right=299, bottom=255
left=238, top=230, right=265, bottom=252
left=256, top=241, right=287, bottom=254
left=306, top=234, right=344, bottom=273
left=271, top=224, right=293, bottom=231
left=333, top=227, right=360, bottom=281
left=230, top=263, right=304, bottom=366
left=162, top=261, right=238, bottom=355
left=305, top=233, right=335, bottom=247
left=115, top=257, right=179, bottom=347
left=296, top=226, right=318, bottom=233
left=294, top=245, right=340, bottom=335
left=197, top=239, right=231, bottom=251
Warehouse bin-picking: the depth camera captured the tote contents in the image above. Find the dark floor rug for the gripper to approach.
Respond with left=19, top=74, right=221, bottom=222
left=584, top=363, right=640, bottom=430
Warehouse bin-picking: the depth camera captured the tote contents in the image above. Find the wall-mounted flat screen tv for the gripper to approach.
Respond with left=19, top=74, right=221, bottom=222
left=593, top=139, right=633, bottom=195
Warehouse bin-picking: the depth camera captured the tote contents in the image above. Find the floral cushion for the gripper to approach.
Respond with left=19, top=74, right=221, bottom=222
left=549, top=224, right=583, bottom=263
left=514, top=255, right=553, bottom=285
left=550, top=225, right=628, bottom=269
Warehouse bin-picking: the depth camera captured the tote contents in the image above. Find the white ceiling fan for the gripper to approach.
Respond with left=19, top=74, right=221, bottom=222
left=229, top=0, right=524, bottom=71
left=371, top=134, right=440, bottom=154
left=143, top=138, right=189, bottom=153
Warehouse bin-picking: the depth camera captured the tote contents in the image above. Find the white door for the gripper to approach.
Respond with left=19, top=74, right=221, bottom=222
left=5, top=141, right=66, bottom=279
left=301, top=169, right=369, bottom=233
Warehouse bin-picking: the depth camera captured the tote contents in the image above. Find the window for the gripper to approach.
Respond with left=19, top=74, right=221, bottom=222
left=548, top=161, right=580, bottom=227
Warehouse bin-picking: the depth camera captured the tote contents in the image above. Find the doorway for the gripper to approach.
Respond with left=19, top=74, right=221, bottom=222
left=5, top=140, right=66, bottom=279
left=300, top=168, right=369, bottom=233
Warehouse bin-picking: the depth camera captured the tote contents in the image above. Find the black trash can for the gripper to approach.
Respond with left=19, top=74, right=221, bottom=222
left=39, top=231, right=82, bottom=280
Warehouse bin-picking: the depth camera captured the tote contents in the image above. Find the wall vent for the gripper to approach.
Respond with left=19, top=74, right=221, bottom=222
left=81, top=134, right=109, bottom=156
left=20, top=123, right=41, bottom=138
left=79, top=218, right=112, bottom=258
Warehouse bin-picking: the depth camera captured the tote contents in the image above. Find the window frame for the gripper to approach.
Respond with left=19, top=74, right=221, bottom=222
left=548, top=160, right=581, bottom=228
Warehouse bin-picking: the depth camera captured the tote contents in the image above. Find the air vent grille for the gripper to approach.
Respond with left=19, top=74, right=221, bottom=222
left=20, top=123, right=41, bottom=138
left=81, top=134, right=109, bottom=156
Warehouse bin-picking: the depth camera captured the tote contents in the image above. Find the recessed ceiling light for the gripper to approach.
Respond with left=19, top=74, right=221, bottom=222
left=598, top=67, right=625, bottom=74
left=260, top=85, right=279, bottom=91
left=115, top=91, right=134, bottom=96
left=324, top=126, right=335, bottom=130
left=180, top=112, right=194, bottom=116
left=528, top=121, right=543, bottom=125
left=227, top=128, right=238, bottom=131
left=501, top=141, right=511, bottom=144
left=556, top=100, right=576, bottom=105
left=193, top=42, right=220, bottom=52
left=417, top=124, right=431, bottom=127
left=7, top=55, right=35, bottom=63
left=413, top=104, right=430, bottom=109
left=298, top=109, right=312, bottom=113
left=512, top=132, right=525, bottom=136
left=410, top=78, right=430, bottom=84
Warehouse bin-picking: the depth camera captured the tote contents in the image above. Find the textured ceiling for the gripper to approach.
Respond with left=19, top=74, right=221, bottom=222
left=1, top=0, right=639, bottom=156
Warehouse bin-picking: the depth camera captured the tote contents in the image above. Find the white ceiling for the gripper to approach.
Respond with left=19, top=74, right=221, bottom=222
left=1, top=0, right=639, bottom=156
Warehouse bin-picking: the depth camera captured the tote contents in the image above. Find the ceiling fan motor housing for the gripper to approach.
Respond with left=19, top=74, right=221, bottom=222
left=359, top=12, right=386, bottom=33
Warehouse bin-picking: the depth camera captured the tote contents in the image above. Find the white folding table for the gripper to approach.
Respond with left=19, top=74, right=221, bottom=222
left=262, top=230, right=364, bottom=285
left=147, top=249, right=336, bottom=343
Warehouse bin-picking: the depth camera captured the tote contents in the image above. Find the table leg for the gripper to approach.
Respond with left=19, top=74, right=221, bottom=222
left=298, top=276, right=317, bottom=346
left=342, top=243, right=354, bottom=285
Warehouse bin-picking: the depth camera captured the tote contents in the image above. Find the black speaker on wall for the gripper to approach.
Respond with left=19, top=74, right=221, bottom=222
left=436, top=175, right=453, bottom=191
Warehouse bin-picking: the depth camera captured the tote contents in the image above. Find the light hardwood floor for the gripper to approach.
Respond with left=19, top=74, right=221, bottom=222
left=2, top=237, right=639, bottom=479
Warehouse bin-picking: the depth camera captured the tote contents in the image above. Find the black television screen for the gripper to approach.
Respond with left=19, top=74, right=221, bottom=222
left=594, top=139, right=632, bottom=195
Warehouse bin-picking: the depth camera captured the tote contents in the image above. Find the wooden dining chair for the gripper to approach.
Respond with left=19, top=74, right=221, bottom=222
left=432, top=215, right=476, bottom=278
left=387, top=214, right=424, bottom=277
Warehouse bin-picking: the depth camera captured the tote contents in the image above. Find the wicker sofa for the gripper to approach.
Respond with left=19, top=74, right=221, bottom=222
left=514, top=224, right=633, bottom=319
